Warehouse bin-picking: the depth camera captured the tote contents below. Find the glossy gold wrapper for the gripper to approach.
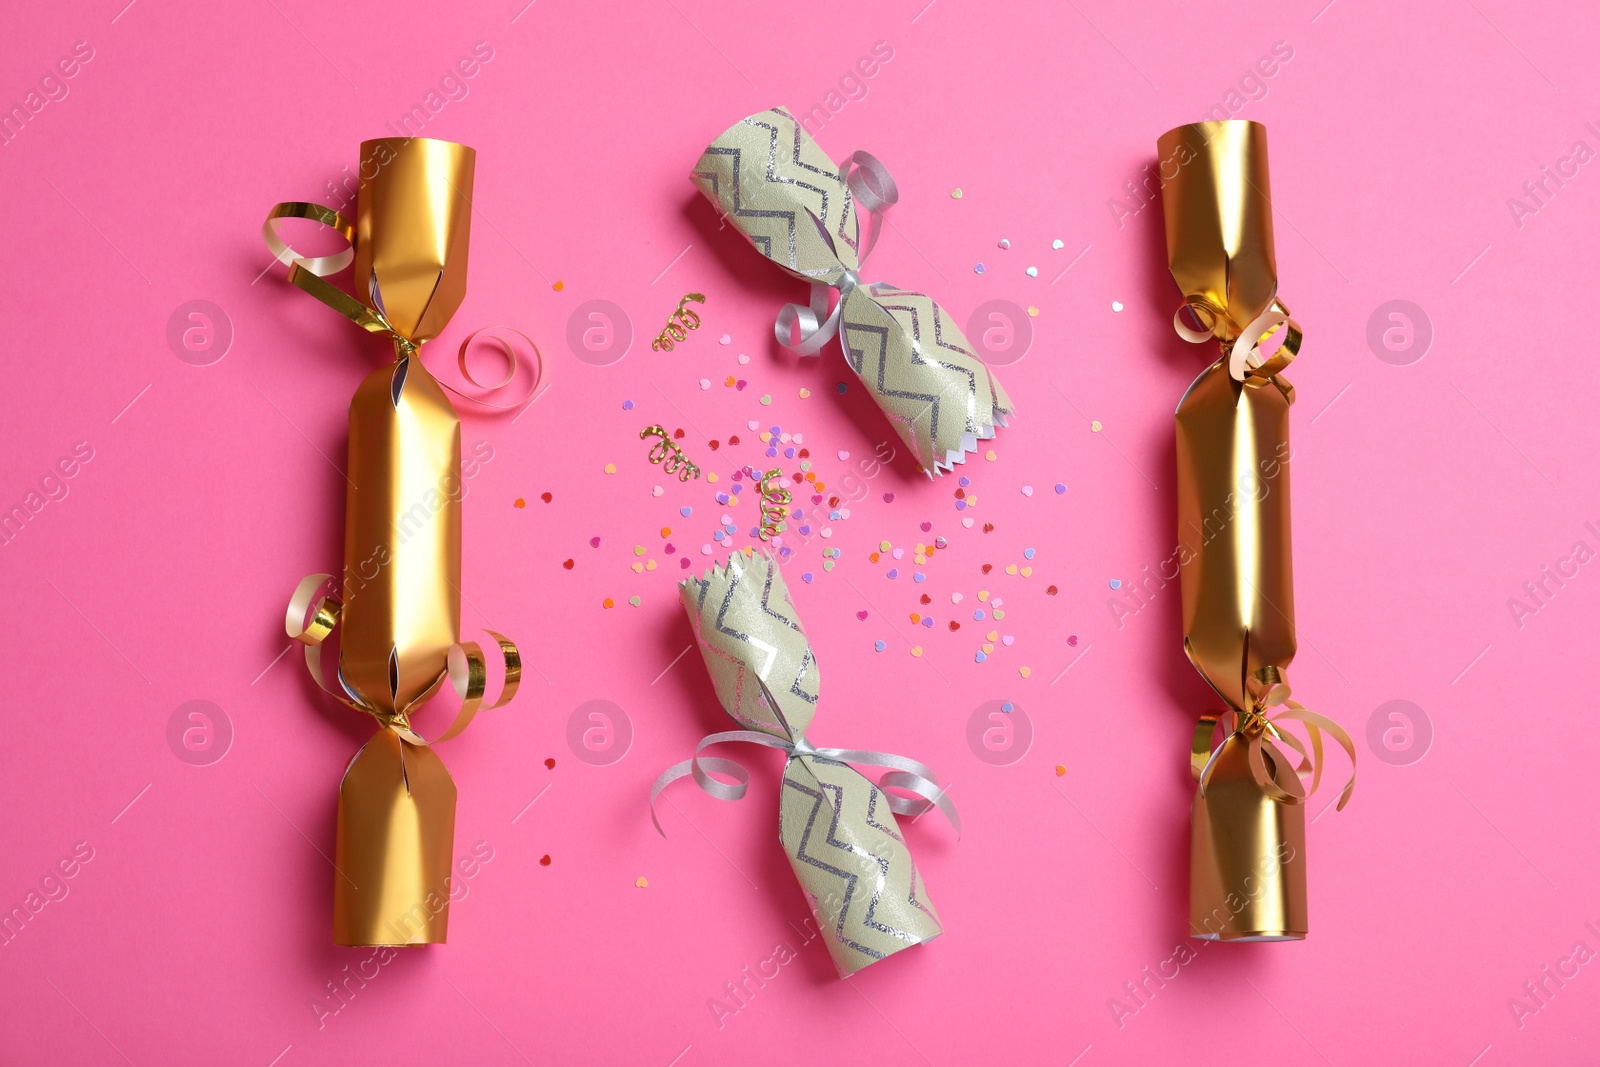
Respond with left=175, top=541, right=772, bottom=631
left=1158, top=121, right=1351, bottom=942
left=267, top=138, right=520, bottom=947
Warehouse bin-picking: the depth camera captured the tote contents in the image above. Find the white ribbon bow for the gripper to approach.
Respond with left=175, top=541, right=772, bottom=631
left=773, top=150, right=900, bottom=356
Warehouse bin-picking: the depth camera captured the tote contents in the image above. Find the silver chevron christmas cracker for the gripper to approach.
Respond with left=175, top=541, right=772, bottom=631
left=671, top=551, right=948, bottom=977
left=692, top=107, right=1013, bottom=476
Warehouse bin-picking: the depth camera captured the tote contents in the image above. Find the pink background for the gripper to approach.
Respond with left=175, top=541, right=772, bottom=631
left=3, top=0, right=1598, bottom=1063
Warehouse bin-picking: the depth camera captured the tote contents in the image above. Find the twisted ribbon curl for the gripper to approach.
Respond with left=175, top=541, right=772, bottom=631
left=772, top=151, right=900, bottom=356
left=262, top=202, right=542, bottom=410
left=1191, top=698, right=1355, bottom=811
left=285, top=573, right=521, bottom=746
left=1172, top=295, right=1304, bottom=385
left=650, top=678, right=959, bottom=838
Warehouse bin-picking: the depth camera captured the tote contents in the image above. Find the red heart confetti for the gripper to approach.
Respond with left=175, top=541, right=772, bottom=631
left=982, top=564, right=993, bottom=574
left=983, top=523, right=995, bottom=533
left=541, top=492, right=553, bottom=503
left=709, top=440, right=720, bottom=450
left=1046, top=585, right=1058, bottom=595
left=540, top=855, right=552, bottom=866
left=920, top=594, right=931, bottom=604
left=949, top=622, right=960, bottom=631
left=544, top=757, right=556, bottom=769
left=729, top=435, right=741, bottom=445
left=563, top=559, right=575, bottom=570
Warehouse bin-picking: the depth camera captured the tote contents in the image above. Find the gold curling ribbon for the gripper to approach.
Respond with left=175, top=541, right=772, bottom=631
left=286, top=572, right=521, bottom=743
left=640, top=424, right=701, bottom=481
left=749, top=466, right=791, bottom=541
left=1192, top=700, right=1355, bottom=812
left=652, top=292, right=707, bottom=352
left=262, top=203, right=543, bottom=410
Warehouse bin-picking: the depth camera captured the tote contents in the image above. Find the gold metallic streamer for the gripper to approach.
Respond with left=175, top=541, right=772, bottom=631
left=651, top=292, right=707, bottom=352
left=748, top=466, right=791, bottom=541
left=639, top=424, right=701, bottom=481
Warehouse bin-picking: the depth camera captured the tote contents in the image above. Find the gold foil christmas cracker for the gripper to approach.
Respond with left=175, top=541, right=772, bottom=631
left=1157, top=120, right=1355, bottom=941
left=651, top=551, right=958, bottom=977
left=692, top=107, right=1012, bottom=476
left=263, top=137, right=522, bottom=946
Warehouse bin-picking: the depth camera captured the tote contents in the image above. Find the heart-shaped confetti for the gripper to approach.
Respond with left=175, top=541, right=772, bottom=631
left=603, top=463, right=616, bottom=474
left=883, top=492, right=895, bottom=503
left=857, top=611, right=868, bottom=620
left=1052, top=239, right=1065, bottom=250
left=562, top=559, right=574, bottom=570
left=962, top=517, right=974, bottom=528
left=951, top=592, right=964, bottom=603
left=1002, top=635, right=1015, bottom=646
left=974, top=263, right=986, bottom=274
left=544, top=757, right=556, bottom=769
left=589, top=537, right=601, bottom=548
left=719, top=334, right=731, bottom=345
left=1026, top=266, right=1038, bottom=278
left=652, top=486, right=664, bottom=497
left=799, top=388, right=810, bottom=398
left=699, top=378, right=711, bottom=390
left=1111, top=301, right=1125, bottom=313
left=920, top=521, right=932, bottom=532
left=635, top=876, right=649, bottom=888
left=998, top=238, right=1010, bottom=249
left=1021, top=485, right=1032, bottom=496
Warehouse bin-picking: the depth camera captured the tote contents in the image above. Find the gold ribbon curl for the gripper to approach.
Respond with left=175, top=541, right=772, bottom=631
left=1191, top=699, right=1355, bottom=812
left=640, top=424, right=701, bottom=481
left=262, top=202, right=543, bottom=411
left=286, top=573, right=521, bottom=746
left=651, top=293, right=707, bottom=352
